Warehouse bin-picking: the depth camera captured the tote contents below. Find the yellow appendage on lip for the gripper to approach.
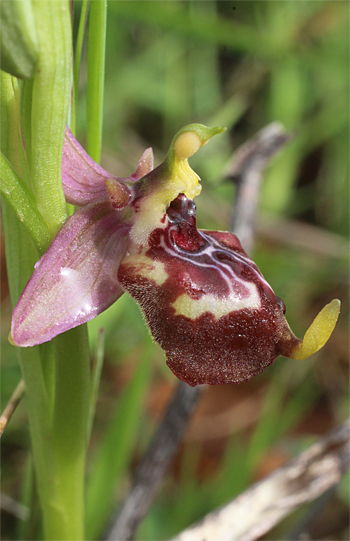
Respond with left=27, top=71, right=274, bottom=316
left=291, top=299, right=341, bottom=360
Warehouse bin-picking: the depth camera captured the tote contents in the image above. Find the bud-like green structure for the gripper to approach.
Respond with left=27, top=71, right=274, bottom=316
left=0, top=0, right=38, bottom=79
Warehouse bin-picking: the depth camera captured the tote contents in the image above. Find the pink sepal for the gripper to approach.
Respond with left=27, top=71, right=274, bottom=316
left=11, top=201, right=129, bottom=346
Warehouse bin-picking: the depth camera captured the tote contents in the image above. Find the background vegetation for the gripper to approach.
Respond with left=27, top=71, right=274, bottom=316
left=1, top=1, right=349, bottom=539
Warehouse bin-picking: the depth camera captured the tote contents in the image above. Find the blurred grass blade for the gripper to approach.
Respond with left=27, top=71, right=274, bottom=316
left=109, top=1, right=260, bottom=55
left=86, top=0, right=107, bottom=164
left=74, top=0, right=90, bottom=97
left=88, top=328, right=105, bottom=441
left=0, top=0, right=38, bottom=79
left=262, top=57, right=305, bottom=213
left=86, top=351, right=151, bottom=539
left=244, top=367, right=319, bottom=479
left=71, top=0, right=90, bottom=135
left=17, top=454, right=35, bottom=541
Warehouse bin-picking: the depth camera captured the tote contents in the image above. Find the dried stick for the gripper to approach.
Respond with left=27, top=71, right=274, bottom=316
left=104, top=124, right=292, bottom=541
left=259, top=212, right=349, bottom=260
left=104, top=382, right=202, bottom=541
left=0, top=378, right=25, bottom=437
left=0, top=491, right=30, bottom=520
left=173, top=419, right=350, bottom=541
left=227, top=122, right=292, bottom=254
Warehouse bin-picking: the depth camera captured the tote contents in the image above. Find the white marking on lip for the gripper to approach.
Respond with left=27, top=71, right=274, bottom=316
left=121, top=256, right=168, bottom=286
left=172, top=284, right=260, bottom=320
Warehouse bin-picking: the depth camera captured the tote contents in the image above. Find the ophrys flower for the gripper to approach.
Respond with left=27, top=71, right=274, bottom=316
left=11, top=124, right=340, bottom=386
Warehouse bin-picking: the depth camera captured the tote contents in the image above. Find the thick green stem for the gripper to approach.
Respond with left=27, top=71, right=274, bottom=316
left=86, top=0, right=107, bottom=164
left=50, top=328, right=90, bottom=540
left=2, top=2, right=92, bottom=538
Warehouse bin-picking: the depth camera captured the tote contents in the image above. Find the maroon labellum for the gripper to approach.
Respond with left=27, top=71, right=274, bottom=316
left=118, top=195, right=299, bottom=386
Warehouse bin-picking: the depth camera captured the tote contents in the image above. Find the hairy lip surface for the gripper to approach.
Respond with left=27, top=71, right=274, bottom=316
left=118, top=195, right=297, bottom=386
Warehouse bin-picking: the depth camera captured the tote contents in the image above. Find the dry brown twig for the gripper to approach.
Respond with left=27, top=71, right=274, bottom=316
left=172, top=419, right=350, bottom=541
left=104, top=382, right=203, bottom=541
left=0, top=378, right=25, bottom=437
left=226, top=121, right=293, bottom=254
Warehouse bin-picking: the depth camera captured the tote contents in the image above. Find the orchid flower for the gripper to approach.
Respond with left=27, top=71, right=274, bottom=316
left=11, top=124, right=340, bottom=386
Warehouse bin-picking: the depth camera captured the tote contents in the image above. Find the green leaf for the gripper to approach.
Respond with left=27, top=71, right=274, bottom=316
left=0, top=152, right=50, bottom=254
left=29, top=0, right=71, bottom=235
left=0, top=0, right=39, bottom=79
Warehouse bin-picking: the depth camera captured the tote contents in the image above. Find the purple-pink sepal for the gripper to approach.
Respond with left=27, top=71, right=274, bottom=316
left=62, top=126, right=153, bottom=206
left=11, top=201, right=129, bottom=346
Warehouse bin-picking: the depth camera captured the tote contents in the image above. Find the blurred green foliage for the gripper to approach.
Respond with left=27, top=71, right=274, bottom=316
left=1, top=1, right=348, bottom=539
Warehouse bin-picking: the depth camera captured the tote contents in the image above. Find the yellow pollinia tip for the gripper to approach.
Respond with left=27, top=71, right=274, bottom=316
left=291, top=299, right=341, bottom=360
left=171, top=125, right=226, bottom=200
left=130, top=124, right=226, bottom=247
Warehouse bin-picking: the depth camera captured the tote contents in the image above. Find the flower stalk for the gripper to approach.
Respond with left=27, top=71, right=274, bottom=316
left=1, top=2, right=92, bottom=538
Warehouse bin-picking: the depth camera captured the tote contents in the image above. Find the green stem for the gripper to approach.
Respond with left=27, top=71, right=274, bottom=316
left=1, top=195, right=60, bottom=540
left=86, top=0, right=107, bottom=164
left=1, top=75, right=28, bottom=180
left=51, top=328, right=90, bottom=540
left=2, top=3, right=92, bottom=539
left=88, top=328, right=105, bottom=442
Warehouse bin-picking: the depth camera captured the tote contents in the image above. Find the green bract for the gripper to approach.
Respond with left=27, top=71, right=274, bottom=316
left=0, top=0, right=38, bottom=79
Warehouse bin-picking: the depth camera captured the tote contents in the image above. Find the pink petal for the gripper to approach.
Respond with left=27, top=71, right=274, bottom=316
left=11, top=202, right=130, bottom=346
left=129, top=147, right=154, bottom=181
left=62, top=127, right=153, bottom=206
